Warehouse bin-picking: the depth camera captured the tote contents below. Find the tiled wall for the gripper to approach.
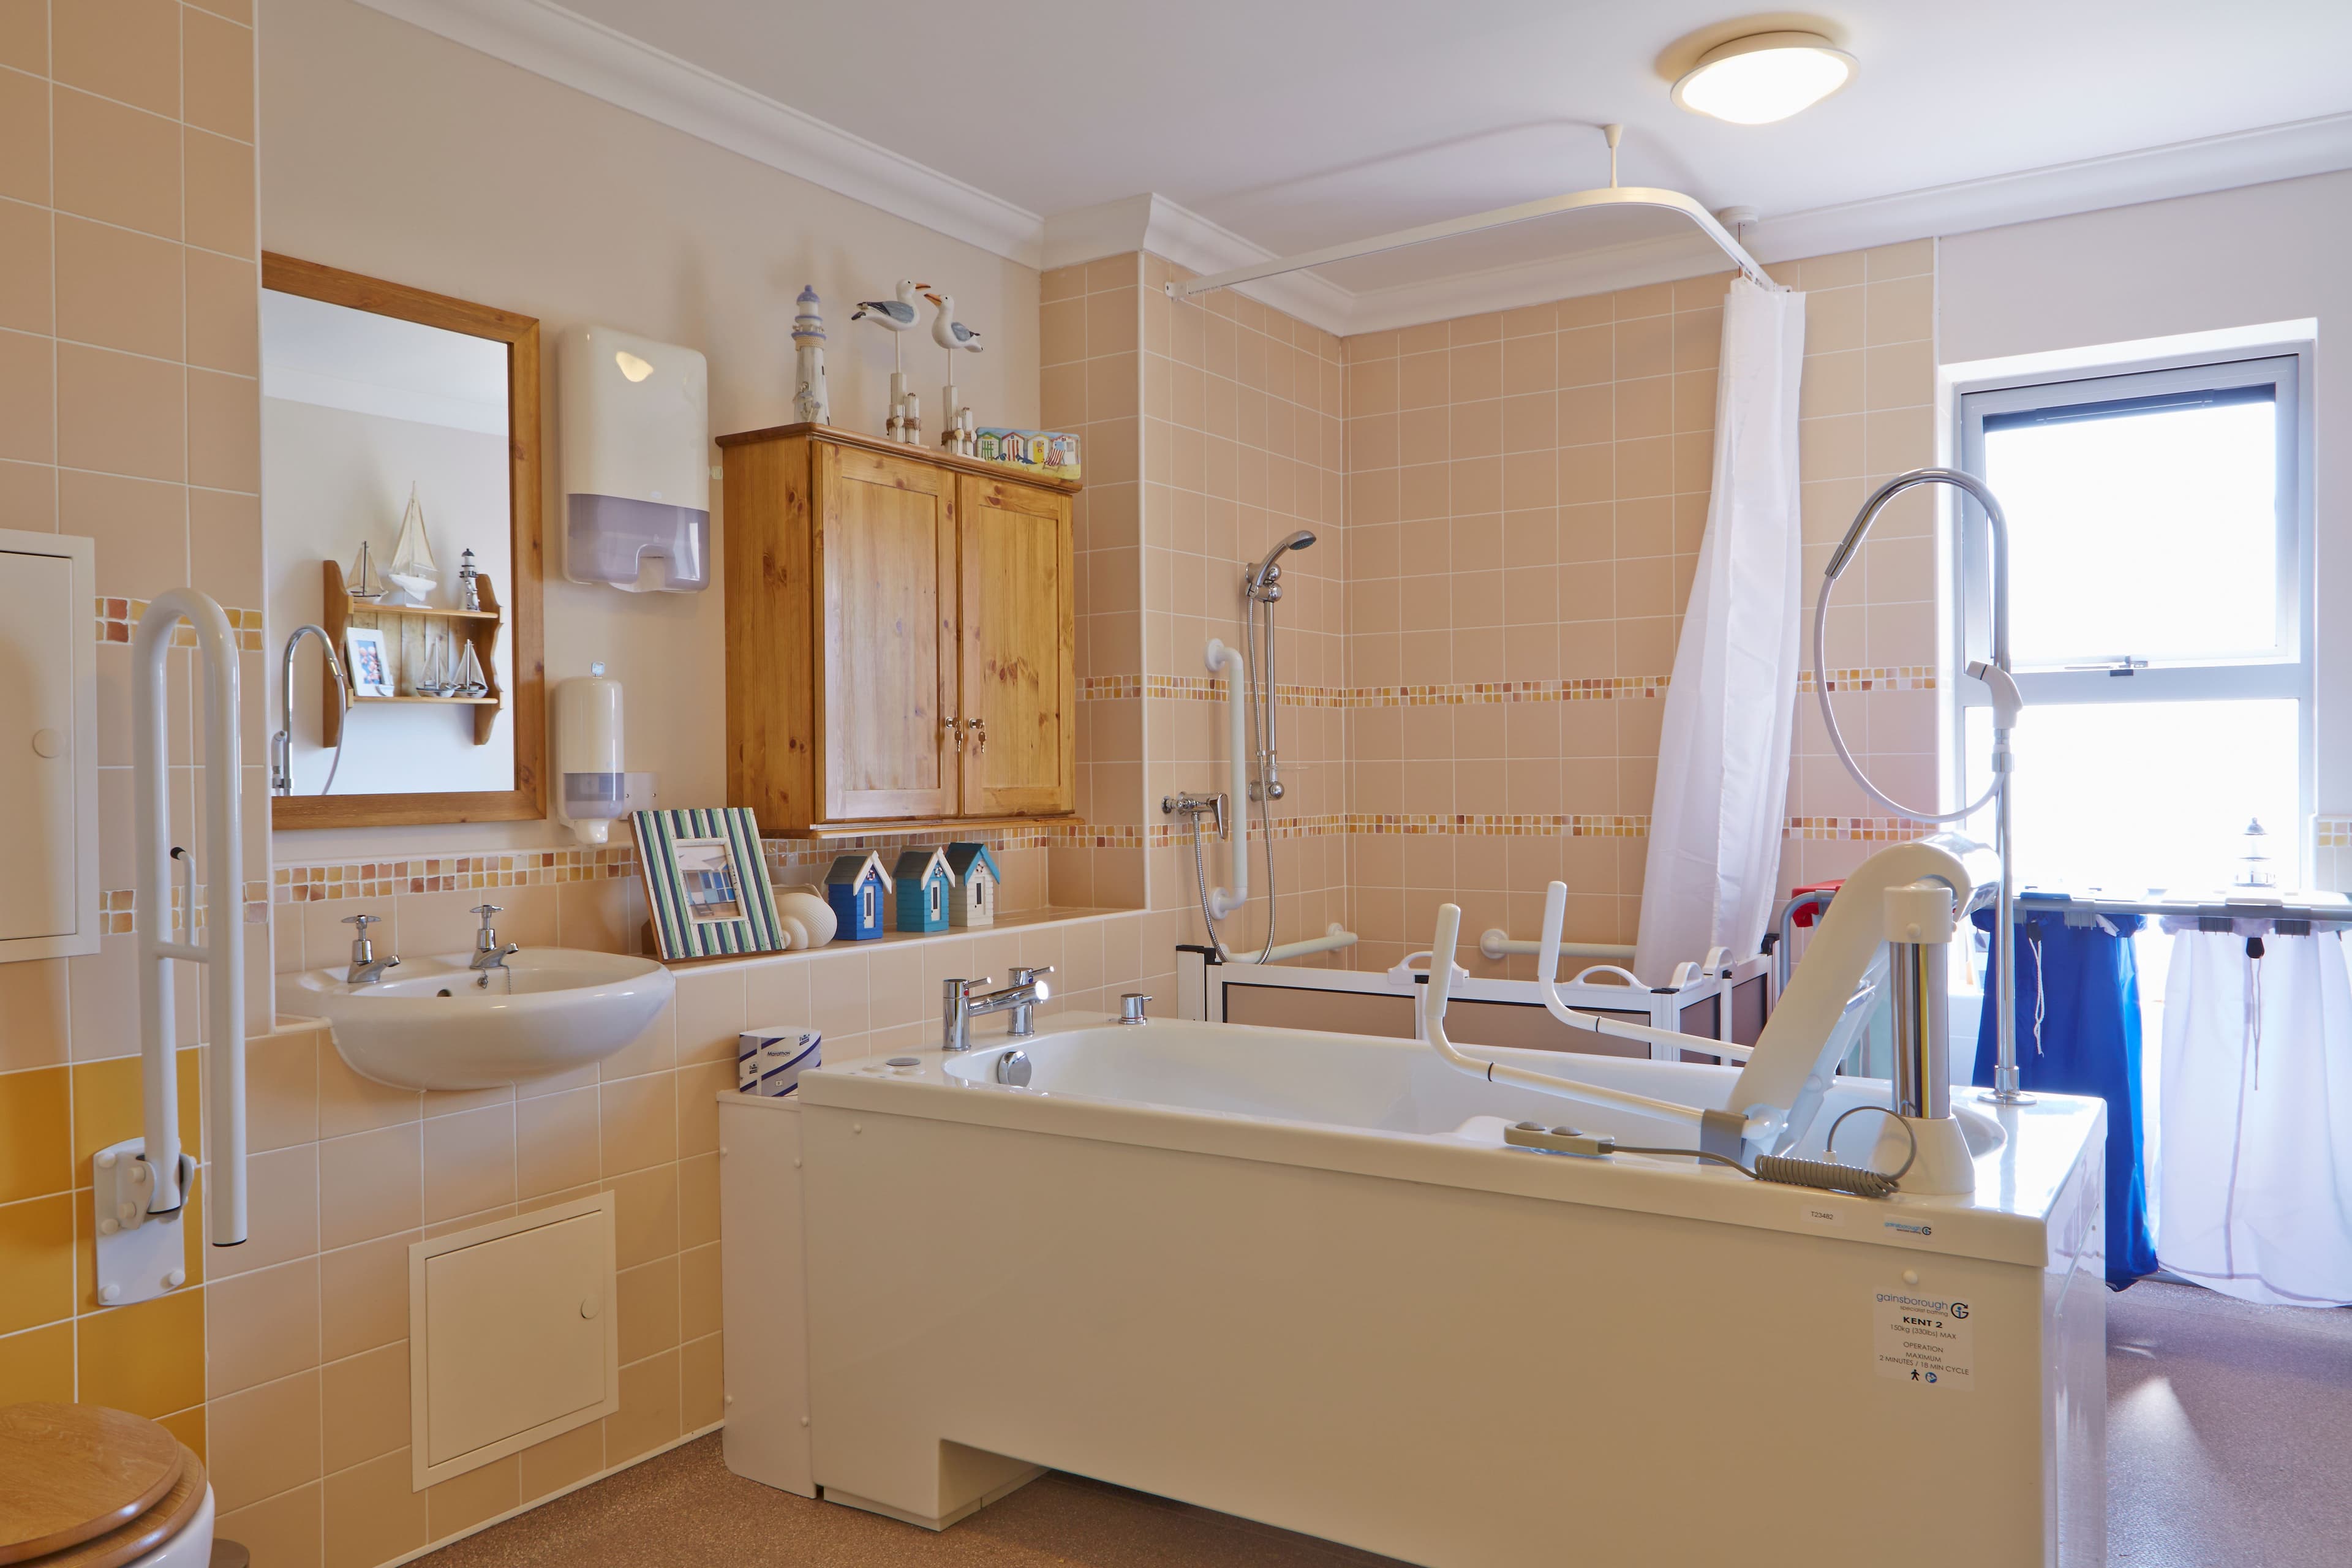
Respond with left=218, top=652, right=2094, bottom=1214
left=0, top=0, right=273, bottom=1519
left=1339, top=244, right=1940, bottom=974
left=1043, top=252, right=1354, bottom=959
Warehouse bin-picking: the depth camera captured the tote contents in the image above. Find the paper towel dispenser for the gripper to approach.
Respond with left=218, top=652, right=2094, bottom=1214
left=557, top=324, right=710, bottom=592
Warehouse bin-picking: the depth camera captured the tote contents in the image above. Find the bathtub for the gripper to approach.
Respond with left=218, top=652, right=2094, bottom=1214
left=752, top=1012, right=2105, bottom=1566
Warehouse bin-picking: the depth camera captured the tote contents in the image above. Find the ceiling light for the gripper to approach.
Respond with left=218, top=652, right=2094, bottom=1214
left=1672, top=31, right=1855, bottom=125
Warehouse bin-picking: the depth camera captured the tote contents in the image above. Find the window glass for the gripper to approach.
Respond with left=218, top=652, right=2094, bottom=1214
left=1984, top=391, right=2278, bottom=667
left=1967, top=698, right=2297, bottom=891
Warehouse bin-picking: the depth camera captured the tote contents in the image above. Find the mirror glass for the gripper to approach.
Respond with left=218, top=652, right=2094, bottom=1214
left=262, top=259, right=543, bottom=827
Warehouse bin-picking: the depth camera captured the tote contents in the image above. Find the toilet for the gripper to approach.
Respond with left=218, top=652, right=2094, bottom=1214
left=0, top=1404, right=214, bottom=1568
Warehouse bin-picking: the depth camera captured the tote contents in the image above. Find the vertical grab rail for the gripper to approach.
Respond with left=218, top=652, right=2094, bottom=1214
left=1204, top=638, right=1248, bottom=919
left=132, top=590, right=247, bottom=1245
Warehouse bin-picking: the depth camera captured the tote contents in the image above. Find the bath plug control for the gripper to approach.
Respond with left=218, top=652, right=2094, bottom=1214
left=1504, top=1122, right=1617, bottom=1159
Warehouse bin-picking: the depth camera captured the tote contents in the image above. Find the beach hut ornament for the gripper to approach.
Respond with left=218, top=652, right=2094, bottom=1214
left=893, top=847, right=955, bottom=933
left=824, top=851, right=893, bottom=941
left=943, top=842, right=1000, bottom=927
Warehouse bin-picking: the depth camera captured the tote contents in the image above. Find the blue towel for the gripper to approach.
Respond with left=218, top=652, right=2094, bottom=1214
left=1973, top=907, right=2158, bottom=1289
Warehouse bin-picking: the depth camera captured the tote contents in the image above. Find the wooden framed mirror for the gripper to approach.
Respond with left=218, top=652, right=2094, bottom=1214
left=263, top=255, right=546, bottom=828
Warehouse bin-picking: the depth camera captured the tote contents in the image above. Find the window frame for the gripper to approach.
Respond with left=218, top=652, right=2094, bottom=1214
left=1950, top=346, right=2315, bottom=879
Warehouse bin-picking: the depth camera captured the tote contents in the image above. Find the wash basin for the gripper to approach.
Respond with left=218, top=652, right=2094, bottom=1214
left=279, top=948, right=676, bottom=1090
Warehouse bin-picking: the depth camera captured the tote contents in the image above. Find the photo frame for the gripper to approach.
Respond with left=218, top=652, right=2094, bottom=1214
left=631, top=807, right=786, bottom=959
left=343, top=625, right=394, bottom=696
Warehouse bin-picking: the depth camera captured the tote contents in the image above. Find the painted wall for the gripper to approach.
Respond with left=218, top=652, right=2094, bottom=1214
left=1937, top=168, right=2352, bottom=883
left=258, top=0, right=1042, bottom=861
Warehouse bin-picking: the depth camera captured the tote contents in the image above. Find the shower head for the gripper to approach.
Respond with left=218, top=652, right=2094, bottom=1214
left=1246, top=530, right=1317, bottom=597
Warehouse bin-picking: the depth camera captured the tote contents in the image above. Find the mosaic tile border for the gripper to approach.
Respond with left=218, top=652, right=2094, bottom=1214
left=100, top=881, right=278, bottom=932
left=1784, top=816, right=1938, bottom=842
left=1082, top=674, right=1673, bottom=707
left=1800, top=666, right=1937, bottom=693
left=97, top=597, right=265, bottom=652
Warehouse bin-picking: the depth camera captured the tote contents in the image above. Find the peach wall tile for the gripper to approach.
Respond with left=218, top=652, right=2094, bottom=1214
left=58, top=342, right=184, bottom=481
left=318, top=1125, right=420, bottom=1251
left=206, top=1257, right=320, bottom=1395
left=184, top=126, right=254, bottom=257
left=0, top=327, right=53, bottom=464
left=188, top=367, right=259, bottom=490
left=53, top=87, right=179, bottom=239
left=325, top=1449, right=428, bottom=1568
left=183, top=7, right=255, bottom=141
left=513, top=1423, right=603, bottom=1502
left=320, top=1340, right=409, bottom=1473
left=186, top=248, right=258, bottom=372
left=0, top=62, right=47, bottom=206
left=320, top=1230, right=413, bottom=1362
left=218, top=1480, right=322, bottom=1568
left=421, top=1104, right=515, bottom=1223
left=425, top=1453, right=518, bottom=1540
left=0, top=196, right=48, bottom=334
left=53, top=0, right=181, bottom=119
left=605, top=1347, right=680, bottom=1463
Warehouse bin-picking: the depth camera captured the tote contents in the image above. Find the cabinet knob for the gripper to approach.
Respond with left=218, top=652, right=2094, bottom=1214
left=969, top=717, right=987, bottom=755
left=943, top=715, right=963, bottom=747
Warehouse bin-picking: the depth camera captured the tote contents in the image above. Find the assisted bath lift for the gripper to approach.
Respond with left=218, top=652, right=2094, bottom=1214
left=1422, top=832, right=2002, bottom=1196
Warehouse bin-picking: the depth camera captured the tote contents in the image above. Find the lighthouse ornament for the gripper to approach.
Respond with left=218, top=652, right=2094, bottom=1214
left=791, top=285, right=831, bottom=425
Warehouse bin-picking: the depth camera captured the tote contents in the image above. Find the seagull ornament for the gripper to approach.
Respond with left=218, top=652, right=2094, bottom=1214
left=924, top=292, right=984, bottom=355
left=849, top=278, right=930, bottom=330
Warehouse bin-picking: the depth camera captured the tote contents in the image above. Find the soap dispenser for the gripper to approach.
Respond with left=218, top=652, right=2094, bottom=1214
left=553, top=665, right=654, bottom=845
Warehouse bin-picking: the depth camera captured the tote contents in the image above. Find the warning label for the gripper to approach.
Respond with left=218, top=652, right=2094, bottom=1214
left=1873, top=1289, right=1975, bottom=1390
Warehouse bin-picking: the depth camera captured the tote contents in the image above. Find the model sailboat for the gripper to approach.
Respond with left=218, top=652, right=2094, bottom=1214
left=380, top=483, right=440, bottom=606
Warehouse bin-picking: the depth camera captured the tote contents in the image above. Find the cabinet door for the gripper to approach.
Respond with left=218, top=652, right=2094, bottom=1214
left=0, top=550, right=77, bottom=942
left=816, top=443, right=959, bottom=821
left=957, top=476, right=1075, bottom=816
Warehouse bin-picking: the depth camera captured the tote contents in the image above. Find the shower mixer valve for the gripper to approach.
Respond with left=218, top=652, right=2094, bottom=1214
left=1162, top=790, right=1227, bottom=839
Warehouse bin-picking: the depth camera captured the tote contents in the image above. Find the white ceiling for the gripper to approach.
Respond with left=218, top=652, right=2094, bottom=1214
left=370, top=0, right=2352, bottom=327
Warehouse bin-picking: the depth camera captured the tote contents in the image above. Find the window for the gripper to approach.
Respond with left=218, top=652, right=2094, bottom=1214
left=1956, top=353, right=2309, bottom=892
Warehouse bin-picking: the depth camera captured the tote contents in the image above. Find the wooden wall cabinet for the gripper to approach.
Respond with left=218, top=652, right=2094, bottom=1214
left=719, top=424, right=1078, bottom=837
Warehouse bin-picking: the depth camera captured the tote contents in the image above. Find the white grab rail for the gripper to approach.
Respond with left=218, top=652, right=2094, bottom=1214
left=133, top=590, right=246, bottom=1244
left=1532, top=883, right=1754, bottom=1062
left=1221, top=922, right=1357, bottom=965
left=1425, top=903, right=1729, bottom=1129
left=1204, top=637, right=1247, bottom=919
left=1479, top=930, right=1635, bottom=963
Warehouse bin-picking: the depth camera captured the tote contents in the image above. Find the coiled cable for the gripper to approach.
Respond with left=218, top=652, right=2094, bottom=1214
left=1613, top=1106, right=1919, bottom=1199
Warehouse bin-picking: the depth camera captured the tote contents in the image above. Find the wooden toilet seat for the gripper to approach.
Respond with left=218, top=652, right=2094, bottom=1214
left=0, top=1404, right=209, bottom=1568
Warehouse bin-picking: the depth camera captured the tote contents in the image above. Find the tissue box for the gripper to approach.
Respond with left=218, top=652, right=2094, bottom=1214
left=738, top=1025, right=822, bottom=1097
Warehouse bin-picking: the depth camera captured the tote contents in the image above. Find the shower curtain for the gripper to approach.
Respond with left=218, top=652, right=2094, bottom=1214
left=1634, top=278, right=1806, bottom=984
left=2157, top=927, right=2352, bottom=1306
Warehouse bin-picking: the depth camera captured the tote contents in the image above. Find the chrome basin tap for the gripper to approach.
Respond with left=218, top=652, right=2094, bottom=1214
left=342, top=913, right=401, bottom=986
left=943, top=966, right=1054, bottom=1050
left=469, top=904, right=520, bottom=984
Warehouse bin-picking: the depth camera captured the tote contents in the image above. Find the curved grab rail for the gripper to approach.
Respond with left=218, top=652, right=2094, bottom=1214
left=1424, top=904, right=1728, bottom=1129
left=1532, top=883, right=1753, bottom=1062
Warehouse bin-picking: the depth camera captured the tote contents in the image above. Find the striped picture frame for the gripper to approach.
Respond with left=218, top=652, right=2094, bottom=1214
left=631, top=807, right=786, bottom=960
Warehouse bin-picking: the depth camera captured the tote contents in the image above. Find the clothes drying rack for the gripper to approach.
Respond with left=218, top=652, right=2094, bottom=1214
left=1166, top=126, right=1779, bottom=304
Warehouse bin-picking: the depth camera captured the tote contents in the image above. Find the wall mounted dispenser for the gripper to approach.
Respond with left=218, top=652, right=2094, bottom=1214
left=557, top=324, right=710, bottom=592
left=553, top=665, right=654, bottom=845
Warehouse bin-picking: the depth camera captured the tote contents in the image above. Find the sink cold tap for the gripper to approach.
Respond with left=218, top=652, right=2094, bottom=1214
left=469, top=904, right=521, bottom=986
left=342, top=913, right=401, bottom=986
left=942, top=966, right=1054, bottom=1050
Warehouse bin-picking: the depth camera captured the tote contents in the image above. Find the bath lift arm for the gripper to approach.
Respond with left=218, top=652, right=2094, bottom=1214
left=1425, top=904, right=1756, bottom=1155
left=1530, top=882, right=1752, bottom=1061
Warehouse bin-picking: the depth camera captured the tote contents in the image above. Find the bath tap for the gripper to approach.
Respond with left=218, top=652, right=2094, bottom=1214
left=942, top=967, right=1054, bottom=1050
left=342, top=913, right=401, bottom=986
left=469, top=904, right=520, bottom=986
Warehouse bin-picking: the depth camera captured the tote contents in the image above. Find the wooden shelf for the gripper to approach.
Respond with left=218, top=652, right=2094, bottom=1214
left=349, top=694, right=500, bottom=706
left=323, top=559, right=507, bottom=746
left=345, top=598, right=499, bottom=624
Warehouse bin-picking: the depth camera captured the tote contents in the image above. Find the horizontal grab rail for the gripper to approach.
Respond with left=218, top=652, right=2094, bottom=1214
left=1221, top=923, right=1357, bottom=965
